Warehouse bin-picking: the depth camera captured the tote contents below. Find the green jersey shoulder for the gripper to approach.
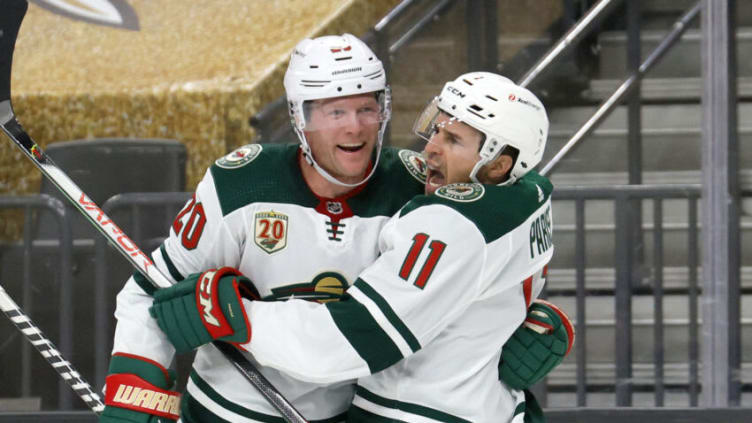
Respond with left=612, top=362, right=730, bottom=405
left=209, top=144, right=425, bottom=217
left=400, top=170, right=553, bottom=243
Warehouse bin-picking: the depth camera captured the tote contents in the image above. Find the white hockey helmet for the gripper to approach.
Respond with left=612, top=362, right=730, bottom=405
left=284, top=33, right=391, bottom=187
left=413, top=72, right=548, bottom=185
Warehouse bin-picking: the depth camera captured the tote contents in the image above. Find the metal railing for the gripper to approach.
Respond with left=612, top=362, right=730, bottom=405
left=549, top=184, right=705, bottom=407
left=0, top=195, right=73, bottom=409
left=92, top=192, right=191, bottom=387
left=541, top=1, right=702, bottom=175
left=3, top=407, right=752, bottom=422
left=0, top=183, right=748, bottom=420
left=519, top=0, right=623, bottom=88
left=248, top=0, right=626, bottom=146
left=248, top=0, right=460, bottom=145
left=0, top=192, right=190, bottom=412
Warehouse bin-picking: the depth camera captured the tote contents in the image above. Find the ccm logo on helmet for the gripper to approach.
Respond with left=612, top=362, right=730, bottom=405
left=446, top=86, right=466, bottom=98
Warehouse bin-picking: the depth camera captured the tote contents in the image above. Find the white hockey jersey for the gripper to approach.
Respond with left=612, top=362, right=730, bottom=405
left=111, top=143, right=427, bottom=422
left=247, top=172, right=554, bottom=423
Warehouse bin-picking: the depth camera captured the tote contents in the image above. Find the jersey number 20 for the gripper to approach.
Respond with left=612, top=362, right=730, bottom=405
left=399, top=233, right=446, bottom=289
left=172, top=196, right=207, bottom=250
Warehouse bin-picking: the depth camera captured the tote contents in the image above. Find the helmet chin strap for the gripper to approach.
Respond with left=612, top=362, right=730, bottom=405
left=304, top=144, right=383, bottom=188
left=468, top=158, right=487, bottom=184
left=296, top=124, right=385, bottom=189
left=469, top=146, right=517, bottom=186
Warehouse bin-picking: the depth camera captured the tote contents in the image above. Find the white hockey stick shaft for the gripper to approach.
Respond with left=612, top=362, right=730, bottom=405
left=0, top=126, right=306, bottom=423
left=0, top=59, right=308, bottom=423
left=0, top=283, right=105, bottom=414
left=0, top=1, right=306, bottom=421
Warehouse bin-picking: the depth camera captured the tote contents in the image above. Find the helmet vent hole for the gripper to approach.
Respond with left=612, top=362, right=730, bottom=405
left=521, top=161, right=528, bottom=168
left=462, top=79, right=474, bottom=86
left=470, top=104, right=483, bottom=112
left=337, top=87, right=342, bottom=92
left=357, top=84, right=362, bottom=89
left=486, top=95, right=498, bottom=101
left=489, top=114, right=495, bottom=118
left=310, top=65, right=319, bottom=69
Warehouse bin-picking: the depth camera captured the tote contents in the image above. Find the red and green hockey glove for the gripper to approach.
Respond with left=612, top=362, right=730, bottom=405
left=149, top=267, right=260, bottom=354
left=101, top=353, right=180, bottom=423
left=499, top=299, right=575, bottom=390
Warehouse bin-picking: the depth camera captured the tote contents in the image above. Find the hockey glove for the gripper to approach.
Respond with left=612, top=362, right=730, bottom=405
left=500, top=299, right=575, bottom=390
left=101, top=353, right=180, bottom=423
left=149, top=267, right=260, bottom=354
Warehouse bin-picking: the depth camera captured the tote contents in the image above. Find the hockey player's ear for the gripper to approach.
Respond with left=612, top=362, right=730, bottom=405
left=482, top=154, right=514, bottom=184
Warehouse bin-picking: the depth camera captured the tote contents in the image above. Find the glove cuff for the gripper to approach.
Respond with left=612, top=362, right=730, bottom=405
left=108, top=353, right=175, bottom=389
left=103, top=353, right=179, bottom=422
left=104, top=373, right=180, bottom=420
left=534, top=299, right=575, bottom=356
left=194, top=267, right=242, bottom=340
left=216, top=273, right=253, bottom=346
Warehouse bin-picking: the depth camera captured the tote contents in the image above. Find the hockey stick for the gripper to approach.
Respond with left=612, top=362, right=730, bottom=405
left=0, top=282, right=105, bottom=414
left=0, top=2, right=308, bottom=422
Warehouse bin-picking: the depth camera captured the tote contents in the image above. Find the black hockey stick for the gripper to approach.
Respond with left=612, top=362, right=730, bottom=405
left=0, top=2, right=308, bottom=421
left=0, top=282, right=105, bottom=414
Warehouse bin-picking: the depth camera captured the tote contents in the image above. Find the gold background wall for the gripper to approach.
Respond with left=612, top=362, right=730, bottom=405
left=0, top=0, right=399, bottom=239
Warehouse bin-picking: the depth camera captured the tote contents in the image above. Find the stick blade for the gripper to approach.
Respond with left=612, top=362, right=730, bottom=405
left=0, top=0, right=28, bottom=103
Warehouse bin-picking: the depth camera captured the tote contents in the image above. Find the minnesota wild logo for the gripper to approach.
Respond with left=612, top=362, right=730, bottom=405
left=254, top=210, right=288, bottom=254
left=435, top=183, right=485, bottom=202
left=216, top=144, right=263, bottom=169
left=398, top=149, right=427, bottom=183
left=265, top=272, right=348, bottom=303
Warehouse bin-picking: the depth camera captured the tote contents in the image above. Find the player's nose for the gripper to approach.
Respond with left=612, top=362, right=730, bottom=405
left=423, top=134, right=444, bottom=155
left=342, top=111, right=363, bottom=134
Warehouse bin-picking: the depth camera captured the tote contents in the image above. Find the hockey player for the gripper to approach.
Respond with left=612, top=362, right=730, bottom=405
left=150, top=72, right=573, bottom=423
left=100, top=34, right=428, bottom=423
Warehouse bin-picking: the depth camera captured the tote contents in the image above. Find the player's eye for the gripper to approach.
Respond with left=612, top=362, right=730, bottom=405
left=327, top=109, right=346, bottom=118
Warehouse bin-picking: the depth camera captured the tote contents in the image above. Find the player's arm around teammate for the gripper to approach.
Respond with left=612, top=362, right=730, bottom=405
left=100, top=34, right=420, bottom=423
left=151, top=72, right=574, bottom=422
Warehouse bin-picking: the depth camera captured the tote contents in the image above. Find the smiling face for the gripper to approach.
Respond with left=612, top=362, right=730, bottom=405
left=422, top=112, right=486, bottom=195
left=303, top=93, right=382, bottom=186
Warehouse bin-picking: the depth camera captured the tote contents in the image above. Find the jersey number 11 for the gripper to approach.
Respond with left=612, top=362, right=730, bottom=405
left=399, top=233, right=446, bottom=289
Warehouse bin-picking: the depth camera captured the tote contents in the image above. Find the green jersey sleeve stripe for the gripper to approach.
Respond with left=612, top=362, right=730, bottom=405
left=354, top=279, right=421, bottom=353
left=160, top=243, right=185, bottom=281
left=132, top=271, right=156, bottom=296
left=355, top=386, right=472, bottom=423
left=190, top=371, right=280, bottom=422
left=188, top=371, right=347, bottom=423
left=181, top=391, right=237, bottom=423
left=326, top=294, right=404, bottom=374
left=346, top=406, right=408, bottom=423
left=108, top=354, right=169, bottom=388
